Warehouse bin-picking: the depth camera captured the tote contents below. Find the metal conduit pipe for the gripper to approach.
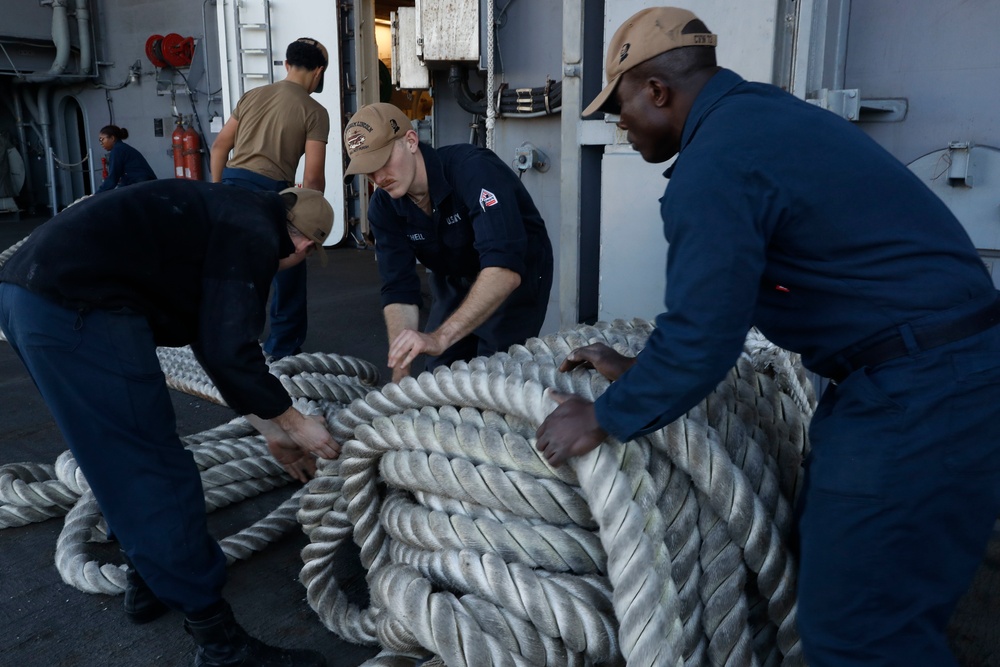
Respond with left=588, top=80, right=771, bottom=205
left=10, top=92, right=36, bottom=213
left=202, top=0, right=215, bottom=117
left=74, top=0, right=92, bottom=75
left=44, top=0, right=72, bottom=76
left=834, top=0, right=852, bottom=90
left=23, top=0, right=94, bottom=84
left=27, top=85, right=58, bottom=215
left=13, top=87, right=45, bottom=148
left=18, top=89, right=41, bottom=142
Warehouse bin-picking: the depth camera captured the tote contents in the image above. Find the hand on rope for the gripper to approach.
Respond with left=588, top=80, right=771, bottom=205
left=534, top=390, right=609, bottom=467
left=559, top=342, right=636, bottom=381
left=266, top=430, right=319, bottom=483
left=275, top=408, right=341, bottom=461
left=387, top=328, right=447, bottom=382
left=249, top=408, right=341, bottom=481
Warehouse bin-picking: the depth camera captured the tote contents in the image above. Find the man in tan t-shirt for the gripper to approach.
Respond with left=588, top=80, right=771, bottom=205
left=211, top=37, right=331, bottom=360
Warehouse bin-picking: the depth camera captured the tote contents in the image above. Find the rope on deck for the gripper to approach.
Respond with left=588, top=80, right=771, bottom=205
left=1, top=230, right=817, bottom=665
left=298, top=320, right=813, bottom=667
left=0, top=344, right=379, bottom=596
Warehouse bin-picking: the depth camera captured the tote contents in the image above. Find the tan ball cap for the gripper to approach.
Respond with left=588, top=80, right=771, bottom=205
left=343, top=103, right=414, bottom=176
left=281, top=187, right=333, bottom=264
left=583, top=7, right=717, bottom=116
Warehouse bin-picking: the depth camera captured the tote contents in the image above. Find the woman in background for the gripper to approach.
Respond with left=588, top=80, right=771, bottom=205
left=96, top=125, right=156, bottom=192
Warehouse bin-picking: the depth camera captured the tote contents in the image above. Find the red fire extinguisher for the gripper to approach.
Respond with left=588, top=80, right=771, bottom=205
left=171, top=120, right=185, bottom=179
left=182, top=123, right=202, bottom=181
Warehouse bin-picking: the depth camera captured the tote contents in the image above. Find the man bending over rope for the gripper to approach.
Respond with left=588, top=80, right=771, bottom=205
left=0, top=179, right=336, bottom=667
left=535, top=7, right=1000, bottom=666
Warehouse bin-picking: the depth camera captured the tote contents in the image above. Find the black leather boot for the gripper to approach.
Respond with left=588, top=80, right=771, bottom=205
left=184, top=601, right=326, bottom=667
left=120, top=550, right=169, bottom=624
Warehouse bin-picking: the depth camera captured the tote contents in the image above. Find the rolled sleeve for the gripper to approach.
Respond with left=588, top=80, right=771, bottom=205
left=454, top=158, right=528, bottom=277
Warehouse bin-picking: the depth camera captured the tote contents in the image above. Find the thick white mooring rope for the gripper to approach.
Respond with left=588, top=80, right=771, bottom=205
left=1, top=235, right=817, bottom=666
left=0, top=342, right=380, bottom=597
left=297, top=320, right=813, bottom=667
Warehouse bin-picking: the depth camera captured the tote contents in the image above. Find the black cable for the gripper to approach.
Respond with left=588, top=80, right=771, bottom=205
left=449, top=65, right=486, bottom=114
left=176, top=69, right=209, bottom=139
left=497, top=0, right=517, bottom=20
left=175, top=68, right=212, bottom=178
left=448, top=66, right=561, bottom=117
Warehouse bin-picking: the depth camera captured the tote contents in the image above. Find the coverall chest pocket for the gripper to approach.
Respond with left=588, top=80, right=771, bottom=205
left=440, top=217, right=474, bottom=251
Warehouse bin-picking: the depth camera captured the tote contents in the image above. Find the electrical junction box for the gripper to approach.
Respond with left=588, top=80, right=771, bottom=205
left=392, top=8, right=430, bottom=89
left=415, top=0, right=480, bottom=63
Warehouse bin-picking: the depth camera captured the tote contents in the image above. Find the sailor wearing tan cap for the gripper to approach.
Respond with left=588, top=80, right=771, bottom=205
left=0, top=179, right=335, bottom=666
left=344, top=103, right=553, bottom=382
left=534, top=7, right=1000, bottom=666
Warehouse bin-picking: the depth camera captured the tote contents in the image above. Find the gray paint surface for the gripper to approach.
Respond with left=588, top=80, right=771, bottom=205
left=847, top=0, right=1000, bottom=165
left=1, top=0, right=223, bottom=208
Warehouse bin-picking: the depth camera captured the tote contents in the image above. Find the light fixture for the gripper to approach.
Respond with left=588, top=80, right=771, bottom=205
left=128, top=59, right=142, bottom=85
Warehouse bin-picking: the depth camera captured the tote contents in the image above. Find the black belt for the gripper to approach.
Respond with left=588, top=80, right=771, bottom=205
left=825, top=296, right=1000, bottom=383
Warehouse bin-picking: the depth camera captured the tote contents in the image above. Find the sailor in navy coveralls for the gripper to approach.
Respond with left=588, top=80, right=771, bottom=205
left=344, top=103, right=553, bottom=383
left=535, top=8, right=1000, bottom=666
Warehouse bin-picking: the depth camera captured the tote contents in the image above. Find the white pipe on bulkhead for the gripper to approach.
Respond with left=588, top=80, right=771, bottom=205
left=74, top=0, right=92, bottom=75
left=45, top=0, right=72, bottom=75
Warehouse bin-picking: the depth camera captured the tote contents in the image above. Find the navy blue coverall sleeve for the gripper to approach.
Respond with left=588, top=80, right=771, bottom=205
left=594, top=155, right=772, bottom=442
left=191, top=225, right=292, bottom=419
left=449, top=154, right=529, bottom=278
left=369, top=190, right=423, bottom=308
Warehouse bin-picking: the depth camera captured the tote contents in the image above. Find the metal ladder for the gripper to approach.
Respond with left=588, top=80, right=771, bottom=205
left=233, top=0, right=274, bottom=96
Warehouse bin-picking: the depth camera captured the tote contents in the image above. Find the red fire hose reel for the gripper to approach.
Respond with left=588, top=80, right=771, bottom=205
left=145, top=33, right=196, bottom=68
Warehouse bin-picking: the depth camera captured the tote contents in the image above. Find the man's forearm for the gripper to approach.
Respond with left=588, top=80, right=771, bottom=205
left=245, top=413, right=285, bottom=439
left=384, top=303, right=420, bottom=346
left=433, top=266, right=521, bottom=350
left=209, top=146, right=227, bottom=183
left=210, top=118, right=238, bottom=183
left=302, top=140, right=327, bottom=192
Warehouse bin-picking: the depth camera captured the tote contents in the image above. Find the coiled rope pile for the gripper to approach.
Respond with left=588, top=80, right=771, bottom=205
left=1, top=234, right=816, bottom=666
left=297, top=321, right=814, bottom=667
left=0, top=344, right=380, bottom=593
